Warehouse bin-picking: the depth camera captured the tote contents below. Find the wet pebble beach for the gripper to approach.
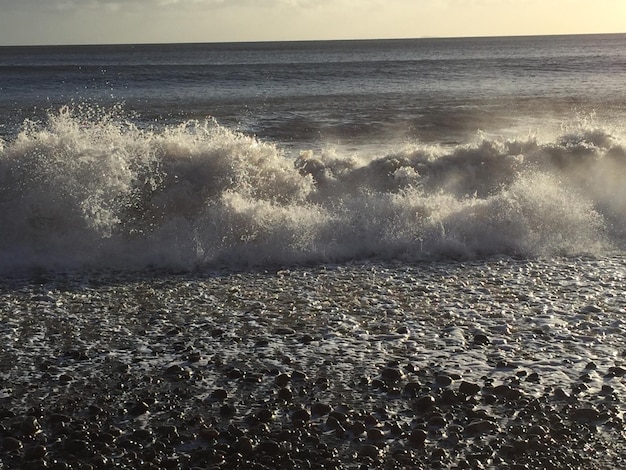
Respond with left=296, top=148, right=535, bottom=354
left=1, top=256, right=626, bottom=469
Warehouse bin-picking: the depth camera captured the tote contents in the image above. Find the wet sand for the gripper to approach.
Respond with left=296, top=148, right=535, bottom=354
left=1, top=256, right=626, bottom=468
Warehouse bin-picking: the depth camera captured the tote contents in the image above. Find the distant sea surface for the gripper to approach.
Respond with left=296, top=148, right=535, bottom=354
left=0, top=34, right=625, bottom=271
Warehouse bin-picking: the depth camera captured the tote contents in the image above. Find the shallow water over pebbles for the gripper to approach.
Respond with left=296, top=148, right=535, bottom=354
left=1, top=256, right=626, bottom=468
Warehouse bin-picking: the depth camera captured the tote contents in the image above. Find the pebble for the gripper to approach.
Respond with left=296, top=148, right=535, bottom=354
left=1, top=259, right=625, bottom=469
left=408, top=429, right=427, bottom=447
left=359, top=444, right=380, bottom=459
left=311, top=402, right=332, bottom=417
left=414, top=395, right=436, bottom=411
left=381, top=367, right=404, bottom=383
left=2, top=436, right=23, bottom=451
left=459, top=381, right=481, bottom=396
left=435, top=374, right=453, bottom=387
left=473, top=333, right=490, bottom=346
left=21, top=417, right=42, bottom=436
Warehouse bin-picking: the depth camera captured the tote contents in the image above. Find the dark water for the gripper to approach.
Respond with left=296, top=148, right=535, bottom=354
left=2, top=35, right=625, bottom=145
left=0, top=35, right=625, bottom=271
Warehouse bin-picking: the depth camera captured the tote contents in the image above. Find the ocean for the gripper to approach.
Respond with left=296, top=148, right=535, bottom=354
left=1, top=34, right=626, bottom=271
left=1, top=35, right=626, bottom=468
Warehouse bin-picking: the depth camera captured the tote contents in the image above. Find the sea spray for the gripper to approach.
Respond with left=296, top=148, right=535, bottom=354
left=0, top=107, right=622, bottom=272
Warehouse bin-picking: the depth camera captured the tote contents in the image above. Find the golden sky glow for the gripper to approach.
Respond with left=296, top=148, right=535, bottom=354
left=0, top=0, right=624, bottom=45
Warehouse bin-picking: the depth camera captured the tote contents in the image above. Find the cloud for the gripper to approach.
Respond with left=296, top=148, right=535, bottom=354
left=0, top=0, right=329, bottom=11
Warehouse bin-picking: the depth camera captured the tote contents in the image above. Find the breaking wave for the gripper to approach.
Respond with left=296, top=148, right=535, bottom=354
left=0, top=107, right=624, bottom=272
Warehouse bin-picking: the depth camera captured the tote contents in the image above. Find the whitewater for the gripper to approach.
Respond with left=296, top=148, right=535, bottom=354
left=0, top=106, right=623, bottom=272
left=1, top=35, right=626, bottom=469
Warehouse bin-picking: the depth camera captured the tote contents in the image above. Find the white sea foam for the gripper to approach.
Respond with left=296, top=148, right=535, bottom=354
left=0, top=107, right=623, bottom=272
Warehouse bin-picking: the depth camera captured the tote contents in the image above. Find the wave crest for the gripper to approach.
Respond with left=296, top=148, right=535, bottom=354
left=0, top=107, right=623, bottom=271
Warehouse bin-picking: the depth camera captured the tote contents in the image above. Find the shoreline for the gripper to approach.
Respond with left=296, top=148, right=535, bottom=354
left=1, top=258, right=625, bottom=468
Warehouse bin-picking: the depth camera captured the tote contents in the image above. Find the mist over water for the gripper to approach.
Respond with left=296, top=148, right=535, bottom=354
left=0, top=106, right=623, bottom=272
left=1, top=35, right=625, bottom=271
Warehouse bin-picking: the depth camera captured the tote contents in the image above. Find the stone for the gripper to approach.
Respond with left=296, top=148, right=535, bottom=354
left=2, top=437, right=23, bottom=451
left=403, top=381, right=421, bottom=396
left=210, top=389, right=228, bottom=401
left=291, top=408, right=311, bottom=423
left=277, top=387, right=293, bottom=401
left=464, top=420, right=498, bottom=436
left=21, top=417, right=42, bottom=437
left=366, top=428, right=385, bottom=441
left=129, top=401, right=150, bottom=416
left=459, top=381, right=481, bottom=396
left=473, top=334, right=490, bottom=346
left=274, top=374, right=290, bottom=387
left=408, top=429, right=427, bottom=447
left=570, top=407, right=600, bottom=422
left=236, top=437, right=254, bottom=455
left=311, top=402, right=332, bottom=417
left=414, top=395, right=436, bottom=412
left=381, top=367, right=404, bottom=383
left=24, top=444, right=47, bottom=460
left=435, top=374, right=453, bottom=387
left=359, top=444, right=380, bottom=459
left=258, top=440, right=280, bottom=456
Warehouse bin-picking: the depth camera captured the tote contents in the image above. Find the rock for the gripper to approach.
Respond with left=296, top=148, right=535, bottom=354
left=403, top=381, right=421, bottom=396
left=464, top=420, right=498, bottom=436
left=49, top=413, right=73, bottom=424
left=220, top=404, right=236, bottom=418
left=186, top=351, right=201, bottom=362
left=381, top=367, right=404, bottom=383
left=129, top=401, right=150, bottom=416
left=236, top=437, right=254, bottom=455
left=366, top=428, right=385, bottom=441
left=459, top=381, right=481, bottom=396
left=64, top=439, right=91, bottom=457
left=291, top=370, right=307, bottom=381
left=277, top=387, right=293, bottom=401
left=527, top=425, right=548, bottom=437
left=21, top=417, right=42, bottom=437
left=601, top=385, right=614, bottom=395
left=440, top=389, right=460, bottom=405
left=414, top=395, right=436, bottom=412
left=311, top=402, right=332, bottom=417
left=408, top=429, right=427, bottom=447
left=430, top=448, right=448, bottom=462
left=199, top=426, right=220, bottom=442
left=274, top=373, right=290, bottom=387
left=607, top=366, right=626, bottom=377
left=274, top=327, right=297, bottom=336
left=291, top=408, right=311, bottom=423
left=164, top=364, right=192, bottom=381
left=570, top=407, right=600, bottom=422
left=427, top=414, right=447, bottom=428
left=210, top=389, right=228, bottom=401
left=258, top=440, right=280, bottom=456
left=359, top=444, right=380, bottom=459
left=2, top=437, right=23, bottom=451
left=525, top=372, right=540, bottom=383
left=226, top=368, right=244, bottom=379
left=299, top=334, right=315, bottom=343
left=24, top=444, right=47, bottom=460
left=435, top=374, right=453, bottom=387
left=473, top=333, right=490, bottom=346
left=350, top=421, right=366, bottom=437
left=257, top=408, right=274, bottom=423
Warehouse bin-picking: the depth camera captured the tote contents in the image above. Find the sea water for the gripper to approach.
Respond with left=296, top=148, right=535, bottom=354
left=2, top=35, right=626, bottom=468
left=0, top=34, right=625, bottom=271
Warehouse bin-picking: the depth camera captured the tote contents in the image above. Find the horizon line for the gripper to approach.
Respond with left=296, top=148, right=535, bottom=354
left=1, top=31, right=625, bottom=49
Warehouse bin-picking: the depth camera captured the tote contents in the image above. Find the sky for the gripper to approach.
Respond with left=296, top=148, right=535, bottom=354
left=0, top=0, right=624, bottom=46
